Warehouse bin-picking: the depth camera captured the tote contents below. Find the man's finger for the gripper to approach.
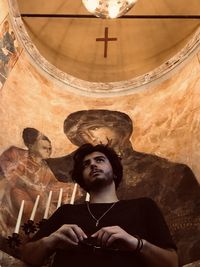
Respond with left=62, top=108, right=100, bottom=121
left=100, top=231, right=111, bottom=247
left=71, top=225, right=88, bottom=241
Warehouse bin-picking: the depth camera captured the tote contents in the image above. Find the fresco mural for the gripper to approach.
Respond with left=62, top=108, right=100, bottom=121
left=0, top=110, right=200, bottom=266
left=46, top=109, right=200, bottom=266
left=0, top=127, right=72, bottom=233
left=0, top=16, right=21, bottom=89
left=0, top=127, right=80, bottom=265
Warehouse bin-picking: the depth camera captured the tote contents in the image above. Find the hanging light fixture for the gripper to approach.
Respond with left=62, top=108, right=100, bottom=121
left=82, top=0, right=138, bottom=19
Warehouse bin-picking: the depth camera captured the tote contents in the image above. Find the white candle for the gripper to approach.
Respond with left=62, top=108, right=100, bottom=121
left=43, top=191, right=52, bottom=219
left=70, top=183, right=78, bottom=204
left=85, top=192, right=90, bottom=202
left=56, top=188, right=63, bottom=209
left=30, top=195, right=40, bottom=221
left=14, top=200, right=25, bottom=234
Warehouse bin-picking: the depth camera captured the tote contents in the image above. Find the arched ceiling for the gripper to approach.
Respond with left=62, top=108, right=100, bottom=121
left=17, top=0, right=200, bottom=83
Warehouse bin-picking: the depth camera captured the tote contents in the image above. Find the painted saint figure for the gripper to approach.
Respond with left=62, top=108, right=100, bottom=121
left=46, top=110, right=200, bottom=265
left=0, top=19, right=20, bottom=88
left=0, top=128, right=66, bottom=236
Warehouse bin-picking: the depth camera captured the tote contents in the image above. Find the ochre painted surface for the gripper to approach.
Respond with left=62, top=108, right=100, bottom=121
left=0, top=0, right=8, bottom=22
left=17, top=0, right=200, bottom=82
left=1, top=51, right=200, bottom=183
left=0, top=1, right=200, bottom=265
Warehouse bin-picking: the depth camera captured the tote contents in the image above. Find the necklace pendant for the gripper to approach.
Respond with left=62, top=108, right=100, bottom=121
left=86, top=202, right=117, bottom=228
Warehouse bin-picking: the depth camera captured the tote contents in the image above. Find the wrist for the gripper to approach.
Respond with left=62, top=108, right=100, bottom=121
left=139, top=238, right=146, bottom=253
left=133, top=236, right=144, bottom=253
left=42, top=236, right=56, bottom=254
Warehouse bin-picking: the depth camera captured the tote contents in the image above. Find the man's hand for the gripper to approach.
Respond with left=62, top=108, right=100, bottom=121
left=91, top=226, right=138, bottom=251
left=22, top=224, right=88, bottom=266
left=91, top=226, right=178, bottom=267
left=48, top=224, right=87, bottom=250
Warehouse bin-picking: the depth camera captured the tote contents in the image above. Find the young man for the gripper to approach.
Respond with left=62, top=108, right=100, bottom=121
left=22, top=144, right=178, bottom=267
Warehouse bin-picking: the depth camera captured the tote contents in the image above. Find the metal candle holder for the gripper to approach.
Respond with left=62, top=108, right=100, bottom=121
left=7, top=233, right=21, bottom=249
left=22, top=219, right=38, bottom=235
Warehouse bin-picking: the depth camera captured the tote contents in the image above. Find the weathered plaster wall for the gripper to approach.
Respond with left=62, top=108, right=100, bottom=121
left=0, top=0, right=8, bottom=21
left=1, top=50, right=200, bottom=182
left=1, top=1, right=200, bottom=266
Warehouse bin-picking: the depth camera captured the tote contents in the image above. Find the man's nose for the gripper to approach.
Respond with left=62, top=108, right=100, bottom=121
left=90, top=162, right=97, bottom=169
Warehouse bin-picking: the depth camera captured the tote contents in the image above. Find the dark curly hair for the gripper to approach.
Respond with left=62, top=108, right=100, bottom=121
left=71, top=143, right=123, bottom=191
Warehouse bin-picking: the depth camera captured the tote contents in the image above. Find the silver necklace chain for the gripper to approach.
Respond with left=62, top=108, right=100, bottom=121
left=86, top=201, right=117, bottom=227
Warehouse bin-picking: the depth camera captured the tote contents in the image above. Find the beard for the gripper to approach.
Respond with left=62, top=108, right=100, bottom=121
left=85, top=172, right=114, bottom=192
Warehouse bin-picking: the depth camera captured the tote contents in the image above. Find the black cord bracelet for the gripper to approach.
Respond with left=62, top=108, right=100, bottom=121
left=135, top=236, right=144, bottom=252
left=138, top=238, right=144, bottom=251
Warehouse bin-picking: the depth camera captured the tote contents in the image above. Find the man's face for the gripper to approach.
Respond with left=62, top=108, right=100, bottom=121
left=82, top=151, right=114, bottom=191
left=30, top=139, right=52, bottom=159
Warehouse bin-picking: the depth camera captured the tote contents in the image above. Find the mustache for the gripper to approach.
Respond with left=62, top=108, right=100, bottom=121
left=90, top=169, right=103, bottom=176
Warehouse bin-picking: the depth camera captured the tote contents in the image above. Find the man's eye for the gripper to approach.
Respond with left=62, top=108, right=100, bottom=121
left=83, top=162, right=89, bottom=168
left=96, top=158, right=104, bottom=162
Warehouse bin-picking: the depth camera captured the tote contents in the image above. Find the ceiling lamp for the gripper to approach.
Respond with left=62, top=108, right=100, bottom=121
left=82, top=0, right=138, bottom=19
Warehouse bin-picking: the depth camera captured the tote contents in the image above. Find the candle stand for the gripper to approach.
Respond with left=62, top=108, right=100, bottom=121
left=22, top=219, right=38, bottom=235
left=7, top=233, right=21, bottom=249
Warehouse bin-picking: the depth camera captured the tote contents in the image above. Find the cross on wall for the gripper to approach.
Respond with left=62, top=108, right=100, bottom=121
left=96, top=27, right=118, bottom=58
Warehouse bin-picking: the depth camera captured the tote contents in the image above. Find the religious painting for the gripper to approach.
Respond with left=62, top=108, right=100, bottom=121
left=47, top=109, right=200, bottom=265
left=0, top=109, right=200, bottom=266
left=0, top=16, right=22, bottom=89
left=0, top=127, right=81, bottom=265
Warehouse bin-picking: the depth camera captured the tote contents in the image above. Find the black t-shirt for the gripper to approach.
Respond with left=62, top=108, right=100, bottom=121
left=32, top=198, right=176, bottom=267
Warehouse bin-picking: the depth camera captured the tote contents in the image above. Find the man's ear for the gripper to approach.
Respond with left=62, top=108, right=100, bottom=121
left=113, top=174, right=117, bottom=180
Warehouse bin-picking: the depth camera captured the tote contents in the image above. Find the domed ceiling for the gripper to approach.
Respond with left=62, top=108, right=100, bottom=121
left=16, top=0, right=200, bottom=83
